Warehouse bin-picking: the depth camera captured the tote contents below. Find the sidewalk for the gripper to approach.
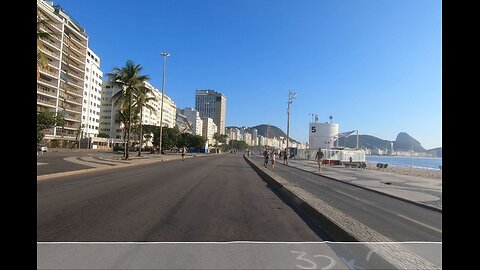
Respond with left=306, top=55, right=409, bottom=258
left=269, top=156, right=442, bottom=211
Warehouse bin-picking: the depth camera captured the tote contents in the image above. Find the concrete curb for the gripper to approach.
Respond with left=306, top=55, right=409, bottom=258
left=244, top=155, right=440, bottom=269
left=283, top=159, right=443, bottom=213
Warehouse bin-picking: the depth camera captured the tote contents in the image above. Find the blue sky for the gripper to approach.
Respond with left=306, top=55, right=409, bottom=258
left=54, top=0, right=442, bottom=149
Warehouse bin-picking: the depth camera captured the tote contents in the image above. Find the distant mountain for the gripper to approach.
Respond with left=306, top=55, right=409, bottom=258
left=338, top=135, right=390, bottom=150
left=338, top=132, right=431, bottom=153
left=226, top=124, right=299, bottom=143
left=393, top=132, right=425, bottom=152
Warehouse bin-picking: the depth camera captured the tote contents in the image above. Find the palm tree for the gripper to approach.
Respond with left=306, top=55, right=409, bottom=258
left=114, top=109, right=128, bottom=157
left=132, top=85, right=157, bottom=156
left=115, top=107, right=139, bottom=157
left=37, top=11, right=55, bottom=80
left=107, top=60, right=150, bottom=159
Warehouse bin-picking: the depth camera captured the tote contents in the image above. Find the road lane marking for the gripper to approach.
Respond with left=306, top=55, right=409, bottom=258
left=64, top=157, right=111, bottom=168
left=333, top=189, right=375, bottom=206
left=396, top=213, right=442, bottom=233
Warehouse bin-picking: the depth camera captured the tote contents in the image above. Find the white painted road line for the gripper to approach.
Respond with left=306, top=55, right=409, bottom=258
left=396, top=213, right=442, bottom=233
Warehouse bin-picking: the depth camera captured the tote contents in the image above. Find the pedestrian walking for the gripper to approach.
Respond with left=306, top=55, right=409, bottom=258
left=315, top=148, right=324, bottom=172
left=263, top=149, right=269, bottom=168
left=283, top=148, right=288, bottom=165
left=271, top=151, right=276, bottom=169
left=181, top=146, right=186, bottom=161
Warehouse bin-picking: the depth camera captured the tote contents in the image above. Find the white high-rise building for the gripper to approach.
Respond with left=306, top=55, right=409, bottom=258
left=37, top=0, right=88, bottom=147
left=202, top=117, right=217, bottom=146
left=181, top=108, right=203, bottom=136
left=244, top=132, right=252, bottom=146
left=99, top=81, right=176, bottom=140
left=251, top=128, right=258, bottom=146
left=81, top=48, right=103, bottom=138
left=99, top=82, right=122, bottom=140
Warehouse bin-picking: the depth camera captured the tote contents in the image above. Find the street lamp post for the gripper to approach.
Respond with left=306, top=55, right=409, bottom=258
left=158, top=52, right=170, bottom=155
left=204, top=102, right=209, bottom=151
left=286, top=90, right=296, bottom=158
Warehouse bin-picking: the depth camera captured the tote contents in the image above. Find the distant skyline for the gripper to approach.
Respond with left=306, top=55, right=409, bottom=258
left=53, top=0, right=441, bottom=149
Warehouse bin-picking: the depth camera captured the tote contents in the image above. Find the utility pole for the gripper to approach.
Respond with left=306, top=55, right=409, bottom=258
left=204, top=102, right=209, bottom=151
left=286, top=90, right=297, bottom=156
left=356, top=130, right=359, bottom=149
left=158, top=52, right=170, bottom=154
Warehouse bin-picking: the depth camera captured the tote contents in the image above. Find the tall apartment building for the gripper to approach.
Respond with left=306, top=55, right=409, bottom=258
left=37, top=0, right=88, bottom=147
left=202, top=117, right=218, bottom=146
left=99, top=81, right=176, bottom=141
left=99, top=82, right=122, bottom=140
left=251, top=128, right=258, bottom=146
left=180, top=108, right=203, bottom=136
left=81, top=48, right=103, bottom=138
left=195, top=90, right=226, bottom=135
left=158, top=92, right=177, bottom=128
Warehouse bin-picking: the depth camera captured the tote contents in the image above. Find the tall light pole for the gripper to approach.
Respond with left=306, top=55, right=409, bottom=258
left=158, top=52, right=170, bottom=155
left=286, top=90, right=297, bottom=156
left=204, top=102, right=209, bottom=151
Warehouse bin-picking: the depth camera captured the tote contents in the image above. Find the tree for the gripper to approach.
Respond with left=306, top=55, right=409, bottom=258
left=115, top=107, right=139, bottom=156
left=178, top=133, right=206, bottom=151
left=37, top=111, right=64, bottom=143
left=114, top=109, right=128, bottom=156
left=153, top=127, right=179, bottom=151
left=132, top=85, right=156, bottom=156
left=228, top=140, right=248, bottom=151
left=189, top=135, right=207, bottom=150
left=37, top=10, right=58, bottom=80
left=107, top=60, right=150, bottom=159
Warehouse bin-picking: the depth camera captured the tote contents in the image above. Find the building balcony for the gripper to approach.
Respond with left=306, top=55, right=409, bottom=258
left=61, top=59, right=85, bottom=76
left=40, top=36, right=61, bottom=51
left=39, top=45, right=61, bottom=59
left=61, top=68, right=84, bottom=82
left=62, top=48, right=85, bottom=66
left=59, top=93, right=82, bottom=105
left=37, top=96, right=57, bottom=107
left=39, top=66, right=58, bottom=78
left=42, top=128, right=55, bottom=136
left=59, top=80, right=84, bottom=94
left=37, top=84, right=57, bottom=97
left=63, top=41, right=86, bottom=58
left=58, top=102, right=81, bottom=113
left=63, top=123, right=80, bottom=130
left=38, top=75, right=58, bottom=88
left=65, top=29, right=88, bottom=48
left=61, top=53, right=85, bottom=70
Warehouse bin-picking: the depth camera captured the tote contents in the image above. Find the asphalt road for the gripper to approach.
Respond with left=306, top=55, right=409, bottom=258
left=250, top=155, right=442, bottom=241
left=36, top=150, right=123, bottom=175
left=37, top=153, right=324, bottom=242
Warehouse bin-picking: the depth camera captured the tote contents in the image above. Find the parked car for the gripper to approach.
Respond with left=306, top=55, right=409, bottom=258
left=37, top=144, right=47, bottom=152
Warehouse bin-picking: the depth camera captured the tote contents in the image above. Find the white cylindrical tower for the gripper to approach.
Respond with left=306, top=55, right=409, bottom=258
left=309, top=122, right=339, bottom=149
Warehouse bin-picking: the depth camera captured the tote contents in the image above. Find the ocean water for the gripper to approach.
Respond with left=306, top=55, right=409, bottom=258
left=366, top=155, right=442, bottom=170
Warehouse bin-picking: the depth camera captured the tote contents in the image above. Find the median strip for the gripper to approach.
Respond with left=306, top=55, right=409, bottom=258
left=38, top=157, right=174, bottom=181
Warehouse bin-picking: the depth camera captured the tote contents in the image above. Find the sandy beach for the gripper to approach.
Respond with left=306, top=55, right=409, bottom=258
left=366, top=162, right=442, bottom=179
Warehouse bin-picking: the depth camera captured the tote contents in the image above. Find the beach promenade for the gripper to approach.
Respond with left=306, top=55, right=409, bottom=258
left=268, top=156, right=442, bottom=211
